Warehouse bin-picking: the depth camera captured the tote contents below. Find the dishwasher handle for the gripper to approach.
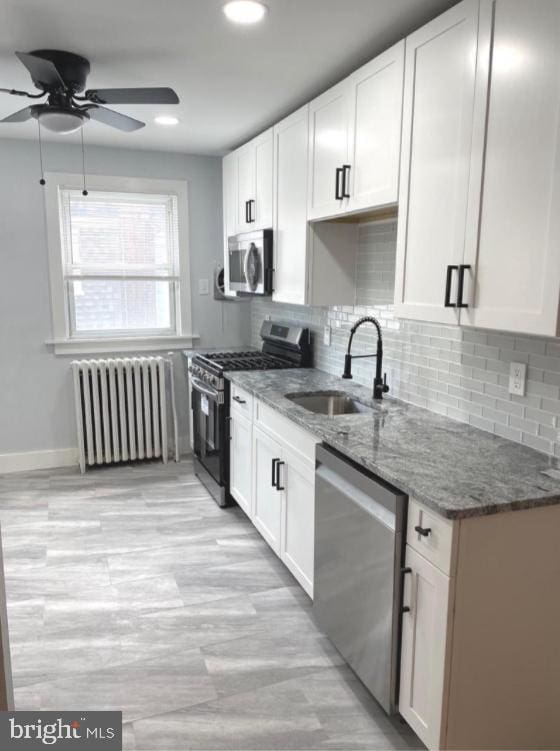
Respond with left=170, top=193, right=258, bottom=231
left=316, top=463, right=396, bottom=532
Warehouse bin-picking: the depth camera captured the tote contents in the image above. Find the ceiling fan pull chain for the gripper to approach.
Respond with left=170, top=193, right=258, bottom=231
left=81, top=127, right=88, bottom=196
left=37, top=119, right=45, bottom=186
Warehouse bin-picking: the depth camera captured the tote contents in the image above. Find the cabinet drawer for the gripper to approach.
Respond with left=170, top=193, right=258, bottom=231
left=407, top=498, right=455, bottom=575
left=230, top=384, right=253, bottom=418
left=255, top=400, right=317, bottom=467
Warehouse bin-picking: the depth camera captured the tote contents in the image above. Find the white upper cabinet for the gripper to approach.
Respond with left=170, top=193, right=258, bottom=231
left=307, top=44, right=405, bottom=222
left=394, top=0, right=482, bottom=325
left=236, top=128, right=273, bottom=232
left=273, top=105, right=310, bottom=305
left=308, top=41, right=404, bottom=222
left=462, top=0, right=560, bottom=336
left=222, top=152, right=238, bottom=297
left=346, top=41, right=404, bottom=213
left=307, top=81, right=351, bottom=220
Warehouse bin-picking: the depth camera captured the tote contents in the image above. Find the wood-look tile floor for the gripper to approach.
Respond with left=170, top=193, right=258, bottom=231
left=0, top=461, right=423, bottom=750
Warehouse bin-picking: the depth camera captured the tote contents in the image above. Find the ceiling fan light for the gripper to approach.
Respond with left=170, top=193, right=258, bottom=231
left=223, top=1, right=267, bottom=25
left=38, top=109, right=86, bottom=134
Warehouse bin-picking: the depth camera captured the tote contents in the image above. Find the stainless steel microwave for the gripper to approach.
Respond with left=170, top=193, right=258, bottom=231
left=228, top=229, right=273, bottom=295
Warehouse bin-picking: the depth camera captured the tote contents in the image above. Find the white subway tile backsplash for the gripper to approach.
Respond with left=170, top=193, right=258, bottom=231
left=251, top=219, right=560, bottom=457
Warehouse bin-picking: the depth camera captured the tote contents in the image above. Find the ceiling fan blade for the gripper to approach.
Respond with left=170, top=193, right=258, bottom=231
left=85, top=87, right=179, bottom=105
left=87, top=105, right=145, bottom=132
left=1, top=106, right=35, bottom=123
left=15, top=51, right=65, bottom=90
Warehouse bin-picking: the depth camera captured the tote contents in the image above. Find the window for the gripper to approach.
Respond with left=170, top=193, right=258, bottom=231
left=45, top=174, right=193, bottom=354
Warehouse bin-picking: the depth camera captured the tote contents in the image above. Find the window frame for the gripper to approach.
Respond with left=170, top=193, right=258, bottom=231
left=44, top=173, right=195, bottom=355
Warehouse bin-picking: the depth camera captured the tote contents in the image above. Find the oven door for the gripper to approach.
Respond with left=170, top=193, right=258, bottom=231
left=191, top=376, right=225, bottom=486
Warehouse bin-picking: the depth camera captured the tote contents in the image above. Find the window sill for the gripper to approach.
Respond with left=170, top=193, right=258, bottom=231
left=46, top=334, right=200, bottom=356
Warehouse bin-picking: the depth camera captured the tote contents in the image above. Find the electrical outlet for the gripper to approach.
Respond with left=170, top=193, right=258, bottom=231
left=265, top=314, right=271, bottom=321
left=198, top=278, right=209, bottom=295
left=509, top=362, right=527, bottom=396
left=323, top=325, right=331, bottom=346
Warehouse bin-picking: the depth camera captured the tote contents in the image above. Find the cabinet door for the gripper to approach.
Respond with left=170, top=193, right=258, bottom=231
left=463, top=0, right=560, bottom=336
left=253, top=129, right=273, bottom=229
left=222, top=152, right=238, bottom=296
left=347, top=41, right=404, bottom=212
left=229, top=410, right=253, bottom=518
left=273, top=106, right=310, bottom=305
left=281, top=449, right=314, bottom=597
left=399, top=545, right=450, bottom=751
left=252, top=426, right=283, bottom=554
left=307, top=81, right=350, bottom=220
left=394, top=0, right=482, bottom=324
left=237, top=143, right=255, bottom=231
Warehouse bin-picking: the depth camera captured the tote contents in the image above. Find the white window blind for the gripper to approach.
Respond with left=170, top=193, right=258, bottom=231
left=59, top=189, right=181, bottom=338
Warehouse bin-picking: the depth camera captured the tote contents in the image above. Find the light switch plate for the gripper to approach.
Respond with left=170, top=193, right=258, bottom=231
left=323, top=325, right=331, bottom=346
left=198, top=278, right=209, bottom=295
left=509, top=362, right=527, bottom=396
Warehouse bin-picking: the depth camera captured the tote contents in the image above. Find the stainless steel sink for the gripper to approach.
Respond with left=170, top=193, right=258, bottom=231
left=286, top=391, right=374, bottom=416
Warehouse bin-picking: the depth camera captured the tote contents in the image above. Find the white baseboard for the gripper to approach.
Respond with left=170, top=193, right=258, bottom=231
left=0, top=448, right=78, bottom=475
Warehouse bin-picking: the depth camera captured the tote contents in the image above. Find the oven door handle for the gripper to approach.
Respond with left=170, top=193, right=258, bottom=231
left=191, top=376, right=220, bottom=402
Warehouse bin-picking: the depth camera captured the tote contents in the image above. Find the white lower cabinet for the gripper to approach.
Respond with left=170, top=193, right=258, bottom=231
left=252, top=426, right=283, bottom=554
left=229, top=409, right=253, bottom=519
left=399, top=544, right=450, bottom=750
left=232, top=392, right=316, bottom=596
left=281, top=448, right=315, bottom=595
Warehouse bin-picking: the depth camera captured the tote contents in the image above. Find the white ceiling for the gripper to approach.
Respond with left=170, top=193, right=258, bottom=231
left=0, top=0, right=456, bottom=156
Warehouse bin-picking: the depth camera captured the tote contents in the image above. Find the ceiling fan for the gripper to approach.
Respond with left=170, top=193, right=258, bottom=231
left=0, top=49, right=180, bottom=134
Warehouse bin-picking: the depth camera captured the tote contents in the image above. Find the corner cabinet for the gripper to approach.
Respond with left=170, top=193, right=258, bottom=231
left=229, top=387, right=317, bottom=597
left=308, top=41, right=404, bottom=221
left=395, top=0, right=560, bottom=337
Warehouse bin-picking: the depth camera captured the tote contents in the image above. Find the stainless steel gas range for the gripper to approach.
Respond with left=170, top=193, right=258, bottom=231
left=183, top=321, right=311, bottom=507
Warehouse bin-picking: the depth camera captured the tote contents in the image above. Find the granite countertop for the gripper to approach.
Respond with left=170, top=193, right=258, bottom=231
left=226, top=368, right=560, bottom=520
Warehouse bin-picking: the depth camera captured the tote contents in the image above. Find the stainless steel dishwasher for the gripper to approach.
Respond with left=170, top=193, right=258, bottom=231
left=314, top=444, right=407, bottom=715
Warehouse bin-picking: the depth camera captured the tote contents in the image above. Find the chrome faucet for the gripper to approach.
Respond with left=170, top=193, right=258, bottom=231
left=342, top=316, right=390, bottom=400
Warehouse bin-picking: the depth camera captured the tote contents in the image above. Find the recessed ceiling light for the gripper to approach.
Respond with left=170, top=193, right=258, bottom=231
left=223, top=0, right=267, bottom=25
left=154, top=115, right=179, bottom=126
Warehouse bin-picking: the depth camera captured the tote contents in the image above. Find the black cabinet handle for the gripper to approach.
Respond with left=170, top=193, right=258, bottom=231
left=457, top=264, right=471, bottom=308
left=414, top=525, right=432, bottom=537
left=342, top=164, right=351, bottom=198
left=233, top=396, right=246, bottom=404
left=335, top=167, right=344, bottom=200
left=245, top=200, right=249, bottom=224
left=444, top=265, right=459, bottom=307
left=248, top=199, right=256, bottom=223
left=271, top=458, right=279, bottom=488
left=402, top=606, right=411, bottom=614
left=276, top=460, right=285, bottom=491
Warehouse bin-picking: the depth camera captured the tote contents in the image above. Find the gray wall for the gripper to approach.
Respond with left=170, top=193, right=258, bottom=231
left=252, top=220, right=560, bottom=459
left=0, top=138, right=251, bottom=456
